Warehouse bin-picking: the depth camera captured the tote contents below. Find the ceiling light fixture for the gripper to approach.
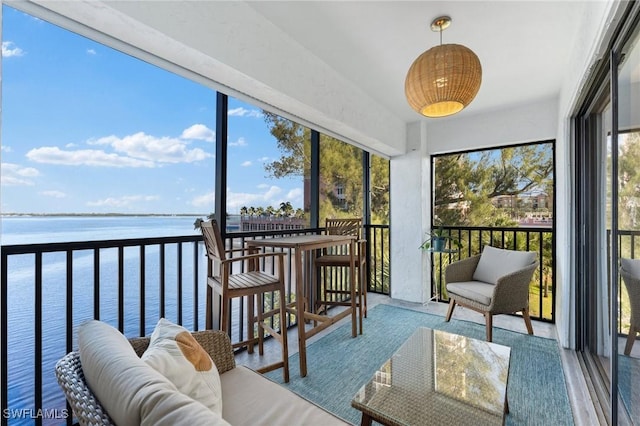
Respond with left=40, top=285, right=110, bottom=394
left=404, top=16, right=482, bottom=118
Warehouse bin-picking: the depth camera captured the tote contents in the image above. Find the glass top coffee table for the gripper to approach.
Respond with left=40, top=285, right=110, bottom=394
left=351, top=327, right=511, bottom=426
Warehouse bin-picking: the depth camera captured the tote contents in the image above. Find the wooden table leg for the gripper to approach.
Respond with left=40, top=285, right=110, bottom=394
left=295, top=248, right=308, bottom=377
left=350, top=242, right=357, bottom=338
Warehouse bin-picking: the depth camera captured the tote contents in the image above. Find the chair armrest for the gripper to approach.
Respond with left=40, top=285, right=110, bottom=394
left=220, top=251, right=286, bottom=265
left=129, top=330, right=236, bottom=374
left=490, top=261, right=539, bottom=313
left=445, top=255, right=481, bottom=283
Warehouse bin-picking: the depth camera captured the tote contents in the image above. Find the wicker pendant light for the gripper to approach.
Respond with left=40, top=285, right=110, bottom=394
left=405, top=16, right=482, bottom=118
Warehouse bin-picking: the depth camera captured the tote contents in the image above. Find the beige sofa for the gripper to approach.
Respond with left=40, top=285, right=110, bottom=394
left=55, top=322, right=348, bottom=425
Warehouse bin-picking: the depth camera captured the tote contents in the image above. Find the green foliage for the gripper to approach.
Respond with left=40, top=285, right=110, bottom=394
left=434, top=144, right=553, bottom=227
left=618, top=132, right=640, bottom=230
left=419, top=226, right=462, bottom=250
left=262, top=112, right=310, bottom=178
left=261, top=111, right=390, bottom=224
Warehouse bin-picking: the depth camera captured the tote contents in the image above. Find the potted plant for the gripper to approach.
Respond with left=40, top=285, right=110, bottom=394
left=419, top=226, right=462, bottom=252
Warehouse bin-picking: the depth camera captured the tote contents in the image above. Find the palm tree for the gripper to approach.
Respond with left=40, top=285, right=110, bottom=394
left=266, top=205, right=276, bottom=218
left=279, top=201, right=294, bottom=218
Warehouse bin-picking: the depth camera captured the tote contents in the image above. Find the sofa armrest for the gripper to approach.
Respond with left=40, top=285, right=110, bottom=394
left=55, top=351, right=115, bottom=426
left=129, top=330, right=236, bottom=374
left=445, top=254, right=481, bottom=283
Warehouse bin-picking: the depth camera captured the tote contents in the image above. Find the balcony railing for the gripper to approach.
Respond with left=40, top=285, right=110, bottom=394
left=429, top=225, right=555, bottom=322
left=0, top=224, right=389, bottom=425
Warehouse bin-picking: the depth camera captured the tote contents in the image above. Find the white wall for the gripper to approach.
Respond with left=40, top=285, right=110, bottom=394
left=426, top=99, right=558, bottom=154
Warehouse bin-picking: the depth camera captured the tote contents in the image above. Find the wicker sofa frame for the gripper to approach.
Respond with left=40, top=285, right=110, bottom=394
left=55, top=330, right=235, bottom=426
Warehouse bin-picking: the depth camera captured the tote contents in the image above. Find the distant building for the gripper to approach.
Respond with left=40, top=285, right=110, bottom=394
left=239, top=216, right=307, bottom=232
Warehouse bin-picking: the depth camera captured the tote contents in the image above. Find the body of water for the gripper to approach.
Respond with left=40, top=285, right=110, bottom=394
left=2, top=216, right=209, bottom=424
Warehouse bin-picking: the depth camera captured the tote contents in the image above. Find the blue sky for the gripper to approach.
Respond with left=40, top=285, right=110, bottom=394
left=0, top=6, right=303, bottom=215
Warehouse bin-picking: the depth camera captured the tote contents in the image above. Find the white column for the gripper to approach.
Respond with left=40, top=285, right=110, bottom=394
left=390, top=120, right=431, bottom=303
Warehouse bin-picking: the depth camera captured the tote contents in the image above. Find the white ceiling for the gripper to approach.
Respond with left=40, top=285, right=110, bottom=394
left=245, top=1, right=585, bottom=122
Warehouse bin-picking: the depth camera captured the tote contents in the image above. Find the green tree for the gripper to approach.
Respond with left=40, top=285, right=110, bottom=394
left=262, top=111, right=390, bottom=224
left=618, top=132, right=640, bottom=230
left=434, top=144, right=553, bottom=227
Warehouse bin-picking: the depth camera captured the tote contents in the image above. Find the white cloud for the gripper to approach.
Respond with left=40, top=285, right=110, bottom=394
left=1, top=163, right=40, bottom=186
left=40, top=190, right=66, bottom=198
left=229, top=137, right=247, bottom=147
left=90, top=132, right=212, bottom=163
left=2, top=41, right=24, bottom=58
left=28, top=130, right=213, bottom=168
left=87, top=49, right=96, bottom=55
left=27, top=146, right=155, bottom=168
left=263, top=185, right=282, bottom=200
left=191, top=191, right=214, bottom=208
left=241, top=161, right=252, bottom=167
left=228, top=107, right=262, bottom=118
left=180, top=124, right=215, bottom=142
left=87, top=195, right=160, bottom=207
left=1, top=145, right=12, bottom=152
left=258, top=156, right=269, bottom=162
left=287, top=188, right=303, bottom=200
left=65, top=143, right=78, bottom=148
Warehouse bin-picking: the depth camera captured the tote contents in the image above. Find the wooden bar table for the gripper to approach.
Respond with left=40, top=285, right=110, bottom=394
left=246, top=234, right=357, bottom=377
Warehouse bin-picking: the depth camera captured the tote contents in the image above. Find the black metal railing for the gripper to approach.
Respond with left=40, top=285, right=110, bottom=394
left=0, top=224, right=389, bottom=425
left=429, top=225, right=555, bottom=323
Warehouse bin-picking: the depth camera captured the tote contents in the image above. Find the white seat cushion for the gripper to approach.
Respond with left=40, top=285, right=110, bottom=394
left=78, top=320, right=228, bottom=426
left=472, top=245, right=537, bottom=285
left=142, top=318, right=223, bottom=416
left=621, top=258, right=640, bottom=277
left=446, top=281, right=495, bottom=306
left=220, top=366, right=348, bottom=426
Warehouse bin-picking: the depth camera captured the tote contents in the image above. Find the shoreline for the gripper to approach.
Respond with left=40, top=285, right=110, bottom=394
left=1, top=213, right=206, bottom=218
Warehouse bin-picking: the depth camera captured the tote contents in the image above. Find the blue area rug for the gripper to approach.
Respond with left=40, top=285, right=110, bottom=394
left=265, top=303, right=573, bottom=425
left=618, top=355, right=640, bottom=421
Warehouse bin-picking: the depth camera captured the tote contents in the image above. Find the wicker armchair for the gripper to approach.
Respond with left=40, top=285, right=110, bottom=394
left=444, top=248, right=539, bottom=342
left=55, top=330, right=235, bottom=426
left=620, top=262, right=640, bottom=355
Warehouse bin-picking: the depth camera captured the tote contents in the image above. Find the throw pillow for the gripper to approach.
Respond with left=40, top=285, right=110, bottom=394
left=472, top=245, right=537, bottom=285
left=621, top=258, right=640, bottom=277
left=78, top=320, right=228, bottom=426
left=141, top=318, right=223, bottom=416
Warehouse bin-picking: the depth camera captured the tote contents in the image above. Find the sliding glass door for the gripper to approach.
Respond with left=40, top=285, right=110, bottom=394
left=616, top=18, right=640, bottom=424
left=576, top=3, right=640, bottom=424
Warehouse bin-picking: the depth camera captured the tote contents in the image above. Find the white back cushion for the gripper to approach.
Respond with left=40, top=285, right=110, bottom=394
left=472, top=245, right=537, bottom=285
left=621, top=258, right=640, bottom=277
left=78, top=320, right=228, bottom=426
